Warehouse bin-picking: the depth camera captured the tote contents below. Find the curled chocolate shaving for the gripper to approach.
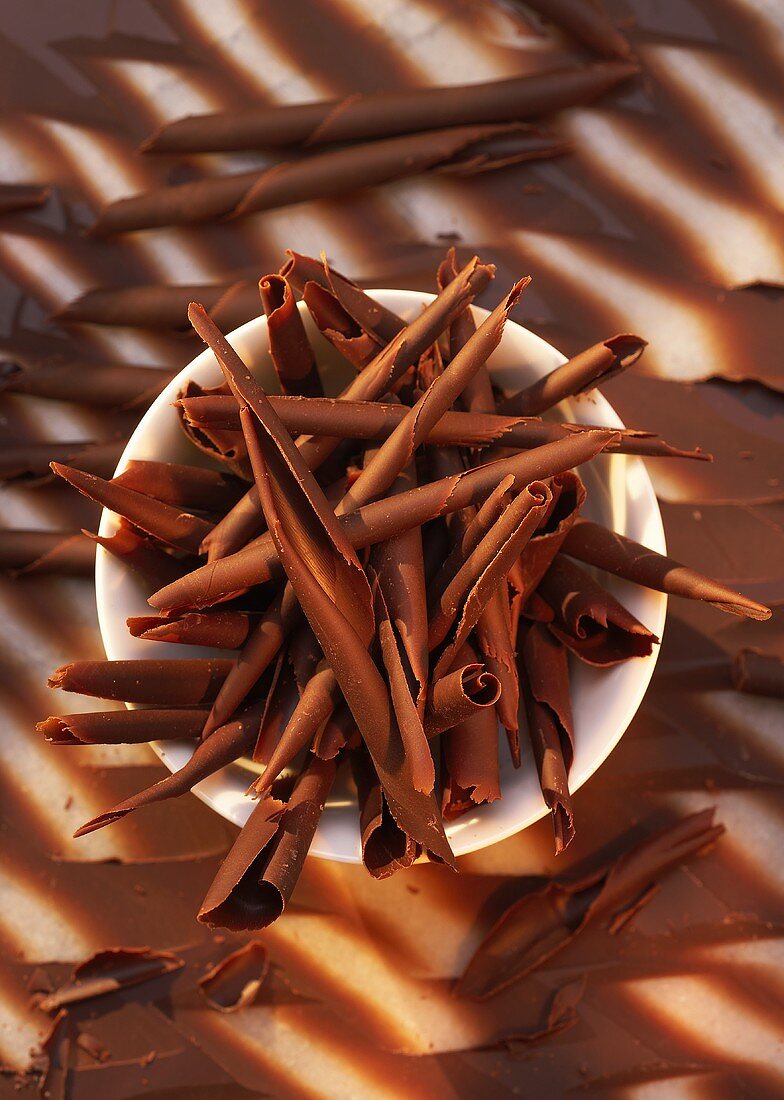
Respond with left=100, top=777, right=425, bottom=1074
left=1, top=439, right=125, bottom=485
left=442, top=703, right=502, bottom=818
left=113, top=460, right=245, bottom=513
left=0, top=529, right=94, bottom=577
left=53, top=280, right=254, bottom=331
left=259, top=273, right=322, bottom=397
left=425, top=661, right=501, bottom=737
left=179, top=391, right=708, bottom=460
left=37, top=708, right=207, bottom=746
left=524, top=0, right=634, bottom=61
left=537, top=554, right=658, bottom=666
left=0, top=359, right=172, bottom=409
left=731, top=648, right=784, bottom=699
left=198, top=755, right=335, bottom=931
left=39, top=948, right=183, bottom=1011
left=73, top=704, right=263, bottom=836
left=148, top=429, right=616, bottom=612
left=0, top=181, right=49, bottom=214
left=458, top=808, right=724, bottom=1000
left=176, top=390, right=252, bottom=480
left=498, top=334, right=646, bottom=417
left=85, top=520, right=194, bottom=591
left=141, top=62, right=637, bottom=153
left=49, top=658, right=233, bottom=705
left=52, top=462, right=213, bottom=554
left=127, top=610, right=254, bottom=650
left=350, top=746, right=418, bottom=879
left=302, top=281, right=383, bottom=369
left=521, top=623, right=575, bottom=853
left=562, top=518, right=772, bottom=620
left=199, top=941, right=269, bottom=1012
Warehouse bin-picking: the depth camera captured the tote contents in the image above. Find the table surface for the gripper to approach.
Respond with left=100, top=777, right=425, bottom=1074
left=0, top=1, right=782, bottom=1097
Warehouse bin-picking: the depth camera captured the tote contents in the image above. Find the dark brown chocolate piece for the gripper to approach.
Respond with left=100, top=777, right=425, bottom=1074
left=74, top=704, right=263, bottom=836
left=34, top=1009, right=70, bottom=1100
left=259, top=273, right=322, bottom=397
left=38, top=708, right=207, bottom=745
left=537, top=554, right=658, bottom=666
left=490, top=977, right=586, bottom=1052
left=458, top=808, right=724, bottom=1000
left=732, top=648, right=784, bottom=699
left=350, top=746, right=418, bottom=879
left=524, top=0, right=633, bottom=60
left=199, top=942, right=269, bottom=1012
left=198, top=756, right=335, bottom=931
left=425, top=661, right=501, bottom=737
left=0, top=181, right=49, bottom=214
left=49, top=658, right=233, bottom=705
left=302, top=281, right=382, bottom=369
left=521, top=623, right=575, bottom=853
left=85, top=520, right=192, bottom=591
left=55, top=279, right=261, bottom=332
left=39, top=948, right=183, bottom=1011
left=562, top=519, right=772, bottom=620
left=0, top=359, right=172, bottom=409
left=442, top=695, right=501, bottom=816
left=113, top=460, right=245, bottom=512
left=127, top=610, right=254, bottom=650
left=149, top=429, right=616, bottom=611
left=0, top=529, right=94, bottom=577
left=52, top=462, right=213, bottom=554
left=141, top=63, right=637, bottom=153
left=1, top=439, right=125, bottom=484
left=497, top=335, right=646, bottom=416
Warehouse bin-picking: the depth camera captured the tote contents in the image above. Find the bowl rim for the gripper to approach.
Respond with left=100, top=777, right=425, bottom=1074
left=96, top=288, right=667, bottom=861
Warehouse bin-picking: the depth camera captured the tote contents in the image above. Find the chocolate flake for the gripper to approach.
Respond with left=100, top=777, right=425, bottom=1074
left=731, top=648, right=784, bottom=699
left=199, top=941, right=269, bottom=1012
left=39, top=948, right=184, bottom=1012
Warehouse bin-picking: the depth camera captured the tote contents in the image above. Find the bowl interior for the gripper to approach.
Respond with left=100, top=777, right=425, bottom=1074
left=96, top=289, right=666, bottom=861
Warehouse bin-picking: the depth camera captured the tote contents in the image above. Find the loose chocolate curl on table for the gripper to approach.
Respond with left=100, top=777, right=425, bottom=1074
left=457, top=808, right=724, bottom=1000
left=2, top=439, right=126, bottom=485
left=522, top=0, right=634, bottom=61
left=140, top=61, right=636, bottom=153
left=55, top=279, right=260, bottom=332
left=92, top=124, right=569, bottom=235
left=0, top=529, right=95, bottom=577
left=37, top=948, right=183, bottom=1012
left=0, top=358, right=173, bottom=409
left=732, top=649, right=784, bottom=699
left=0, top=181, right=50, bottom=214
left=198, top=942, right=269, bottom=1013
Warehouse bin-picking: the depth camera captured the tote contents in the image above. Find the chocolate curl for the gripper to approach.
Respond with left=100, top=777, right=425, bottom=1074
left=85, top=519, right=194, bottom=591
left=0, top=181, right=49, bottom=214
left=252, top=655, right=299, bottom=766
left=0, top=359, right=173, bottom=409
left=732, top=649, right=784, bottom=699
left=524, top=0, right=634, bottom=61
left=425, top=661, right=501, bottom=737
left=302, top=281, right=383, bottom=369
left=436, top=245, right=495, bottom=413
left=73, top=704, right=263, bottom=837
left=259, top=274, right=323, bottom=397
left=1, top=438, right=125, bottom=485
left=38, top=708, right=208, bottom=746
left=176, top=394, right=251, bottom=480
left=127, top=610, right=254, bottom=650
left=188, top=255, right=493, bottom=561
left=55, top=280, right=261, bottom=332
left=429, top=483, right=551, bottom=677
left=49, top=658, right=233, bottom=705
left=38, top=948, right=183, bottom=1011
left=458, top=808, right=724, bottom=1000
left=509, top=470, right=586, bottom=633
left=312, top=698, right=355, bottom=760
left=537, top=554, right=658, bottom=666
left=180, top=392, right=708, bottom=460
left=498, top=334, right=646, bottom=416
left=350, top=746, right=418, bottom=879
left=236, top=399, right=455, bottom=865
left=142, top=62, right=637, bottom=154
left=51, top=462, right=213, bottom=554
left=113, top=460, right=245, bottom=513
left=149, top=429, right=616, bottom=612
left=199, top=942, right=269, bottom=1012
left=521, top=623, right=575, bottom=854
left=237, top=125, right=568, bottom=224
left=337, top=278, right=531, bottom=516
left=371, top=570, right=435, bottom=795
left=198, top=755, right=336, bottom=931
left=562, top=519, right=772, bottom=620
left=283, top=251, right=404, bottom=344
left=0, top=529, right=94, bottom=577
left=442, top=703, right=502, bottom=818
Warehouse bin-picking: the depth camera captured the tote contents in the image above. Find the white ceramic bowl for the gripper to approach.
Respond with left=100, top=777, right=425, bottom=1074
left=96, top=289, right=666, bottom=861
